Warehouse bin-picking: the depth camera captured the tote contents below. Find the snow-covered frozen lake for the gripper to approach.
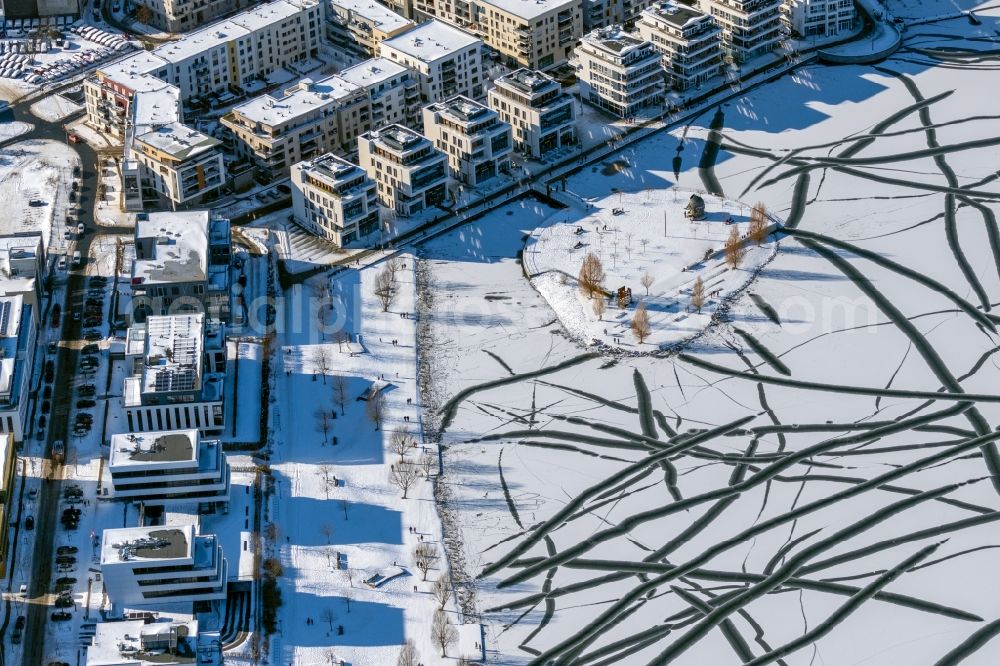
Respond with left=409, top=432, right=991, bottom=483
left=417, top=4, right=1000, bottom=664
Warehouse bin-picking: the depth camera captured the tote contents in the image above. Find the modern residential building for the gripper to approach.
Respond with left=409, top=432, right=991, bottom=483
left=338, top=57, right=422, bottom=128
left=0, top=296, right=36, bottom=443
left=487, top=67, right=576, bottom=159
left=636, top=1, right=722, bottom=90
left=84, top=52, right=183, bottom=140
left=129, top=123, right=226, bottom=209
left=783, top=0, right=855, bottom=38
left=0, top=433, right=15, bottom=578
left=358, top=124, right=449, bottom=216
left=221, top=74, right=371, bottom=180
left=291, top=153, right=380, bottom=245
left=379, top=0, right=414, bottom=19
left=87, top=619, right=222, bottom=666
left=100, top=524, right=228, bottom=607
left=475, top=0, right=582, bottom=70
left=328, top=0, right=415, bottom=58
left=105, top=429, right=231, bottom=507
left=122, top=86, right=185, bottom=210
left=0, top=234, right=45, bottom=318
left=576, top=26, right=664, bottom=117
left=84, top=0, right=323, bottom=128
left=378, top=20, right=484, bottom=102
left=130, top=211, right=231, bottom=323
left=132, top=0, right=253, bottom=33
left=411, top=0, right=477, bottom=29
left=422, top=95, right=512, bottom=187
left=699, top=0, right=783, bottom=63
left=122, top=314, right=228, bottom=436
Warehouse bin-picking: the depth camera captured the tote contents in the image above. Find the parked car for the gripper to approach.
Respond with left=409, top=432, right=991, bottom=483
left=50, top=611, right=72, bottom=622
left=80, top=358, right=98, bottom=370
left=55, top=577, right=76, bottom=587
left=90, top=275, right=108, bottom=284
left=76, top=399, right=96, bottom=409
left=81, top=343, right=100, bottom=355
left=28, top=199, right=45, bottom=206
left=78, top=385, right=96, bottom=397
left=24, top=515, right=33, bottom=530
left=47, top=341, right=57, bottom=354
left=41, top=400, right=50, bottom=413
left=57, top=546, right=78, bottom=555
left=84, top=317, right=102, bottom=328
left=55, top=554, right=76, bottom=565
left=37, top=415, right=46, bottom=429
left=54, top=596, right=74, bottom=608
left=50, top=303, right=61, bottom=328
left=84, top=331, right=102, bottom=341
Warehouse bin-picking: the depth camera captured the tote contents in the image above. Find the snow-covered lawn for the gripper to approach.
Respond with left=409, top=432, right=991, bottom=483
left=0, top=119, right=32, bottom=142
left=0, top=139, right=79, bottom=248
left=29, top=93, right=83, bottom=122
left=526, top=189, right=777, bottom=350
left=268, top=254, right=462, bottom=665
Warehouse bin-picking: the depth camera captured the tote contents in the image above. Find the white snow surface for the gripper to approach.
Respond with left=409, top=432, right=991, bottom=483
left=0, top=120, right=32, bottom=142
left=29, top=93, right=83, bottom=122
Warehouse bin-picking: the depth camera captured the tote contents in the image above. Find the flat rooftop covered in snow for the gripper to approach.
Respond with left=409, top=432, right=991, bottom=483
left=583, top=27, right=650, bottom=55
left=86, top=619, right=204, bottom=666
left=109, top=430, right=198, bottom=468
left=366, top=123, right=429, bottom=153
left=643, top=1, right=709, bottom=27
left=96, top=52, right=170, bottom=90
left=380, top=19, right=480, bottom=63
left=135, top=122, right=220, bottom=160
left=337, top=57, right=410, bottom=88
left=131, top=87, right=182, bottom=129
left=496, top=67, right=560, bottom=95
left=230, top=74, right=361, bottom=126
left=431, top=95, right=495, bottom=125
left=0, top=296, right=25, bottom=404
left=476, top=0, right=577, bottom=20
left=332, top=0, right=413, bottom=31
left=133, top=211, right=210, bottom=285
left=101, top=525, right=192, bottom=564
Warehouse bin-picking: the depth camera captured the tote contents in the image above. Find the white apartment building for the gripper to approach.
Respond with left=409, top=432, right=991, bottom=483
left=100, top=525, right=227, bottom=608
left=84, top=0, right=322, bottom=130
left=328, top=0, right=416, bottom=57
left=0, top=295, right=35, bottom=443
left=130, top=211, right=231, bottom=323
left=338, top=57, right=422, bottom=128
left=475, top=0, right=582, bottom=70
left=783, top=0, right=855, bottom=38
left=130, top=123, right=226, bottom=208
left=291, top=153, right=380, bottom=245
left=87, top=619, right=221, bottom=666
left=636, top=1, right=722, bottom=90
left=700, top=0, right=784, bottom=63
left=378, top=20, right=484, bottom=102
left=358, top=124, right=449, bottom=216
left=488, top=68, right=576, bottom=159
left=0, top=234, right=45, bottom=318
left=221, top=75, right=371, bottom=179
left=106, top=430, right=231, bottom=507
left=577, top=26, right=664, bottom=117
left=85, top=52, right=182, bottom=140
left=422, top=95, right=512, bottom=187
left=123, top=314, right=228, bottom=436
left=133, top=0, right=253, bottom=32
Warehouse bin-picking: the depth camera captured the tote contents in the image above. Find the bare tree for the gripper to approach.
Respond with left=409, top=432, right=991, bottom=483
left=578, top=252, right=605, bottom=298
left=725, top=225, right=746, bottom=269
left=366, top=387, right=386, bottom=430
left=397, top=638, right=420, bottom=666
left=414, top=542, right=438, bottom=581
left=389, top=462, right=420, bottom=499
left=419, top=450, right=436, bottom=478
left=316, top=408, right=333, bottom=445
left=386, top=256, right=403, bottom=281
left=433, top=575, right=452, bottom=610
left=321, top=523, right=333, bottom=544
left=390, top=427, right=414, bottom=461
left=320, top=607, right=336, bottom=632
left=640, top=237, right=649, bottom=255
left=334, top=330, right=349, bottom=353
left=431, top=609, right=458, bottom=657
left=333, top=374, right=348, bottom=417
left=631, top=301, right=651, bottom=344
left=640, top=272, right=654, bottom=296
left=374, top=267, right=396, bottom=312
left=343, top=587, right=353, bottom=613
left=320, top=464, right=336, bottom=499
left=592, top=295, right=606, bottom=321
left=748, top=201, right=769, bottom=246
left=312, top=346, right=333, bottom=384
left=691, top=276, right=706, bottom=313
